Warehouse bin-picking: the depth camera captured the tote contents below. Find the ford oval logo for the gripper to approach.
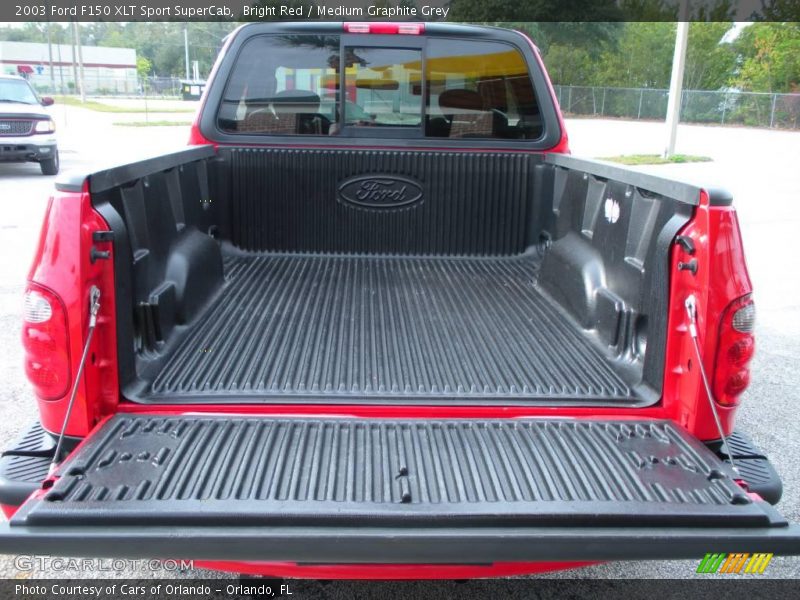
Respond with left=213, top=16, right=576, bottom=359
left=338, top=175, right=423, bottom=209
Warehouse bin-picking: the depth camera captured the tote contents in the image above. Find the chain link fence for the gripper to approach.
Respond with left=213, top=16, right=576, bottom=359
left=30, top=74, right=185, bottom=98
left=554, top=85, right=800, bottom=130
left=142, top=76, right=184, bottom=97
left=27, top=73, right=800, bottom=125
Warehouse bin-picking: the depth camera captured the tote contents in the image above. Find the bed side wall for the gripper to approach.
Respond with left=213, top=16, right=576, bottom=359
left=535, top=163, right=693, bottom=397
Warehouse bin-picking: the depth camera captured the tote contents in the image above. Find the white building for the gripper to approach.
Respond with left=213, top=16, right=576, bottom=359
left=0, top=41, right=137, bottom=94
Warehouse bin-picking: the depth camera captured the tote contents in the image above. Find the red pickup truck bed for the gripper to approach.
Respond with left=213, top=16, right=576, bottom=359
left=1, top=22, right=797, bottom=576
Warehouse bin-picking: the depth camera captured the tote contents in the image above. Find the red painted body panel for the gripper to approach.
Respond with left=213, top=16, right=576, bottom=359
left=193, top=560, right=595, bottom=580
left=116, top=402, right=668, bottom=420
left=27, top=186, right=118, bottom=437
left=1, top=504, right=16, bottom=520
left=661, top=191, right=752, bottom=440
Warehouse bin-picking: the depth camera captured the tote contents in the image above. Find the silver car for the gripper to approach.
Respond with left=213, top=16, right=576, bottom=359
left=0, top=75, right=59, bottom=175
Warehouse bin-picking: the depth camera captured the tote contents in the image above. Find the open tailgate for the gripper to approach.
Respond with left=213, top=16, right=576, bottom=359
left=1, top=414, right=799, bottom=562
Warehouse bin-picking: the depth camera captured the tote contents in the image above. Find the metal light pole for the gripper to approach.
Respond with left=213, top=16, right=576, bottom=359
left=56, top=28, right=65, bottom=94
left=664, top=1, right=690, bottom=158
left=184, top=27, right=191, bottom=80
left=70, top=21, right=78, bottom=96
left=73, top=21, right=86, bottom=102
left=46, top=23, right=55, bottom=93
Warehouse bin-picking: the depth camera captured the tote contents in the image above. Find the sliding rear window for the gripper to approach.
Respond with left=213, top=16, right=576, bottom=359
left=424, top=39, right=542, bottom=140
left=343, top=46, right=422, bottom=130
left=217, top=35, right=542, bottom=140
left=217, top=34, right=340, bottom=135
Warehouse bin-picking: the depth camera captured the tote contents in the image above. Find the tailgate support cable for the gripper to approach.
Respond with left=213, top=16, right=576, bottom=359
left=49, top=286, right=101, bottom=475
left=685, top=294, right=738, bottom=474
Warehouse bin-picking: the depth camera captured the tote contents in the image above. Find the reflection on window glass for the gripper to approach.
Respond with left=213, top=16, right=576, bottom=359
left=217, top=35, right=340, bottom=135
left=216, top=36, right=541, bottom=141
left=343, top=47, right=422, bottom=128
left=424, top=39, right=542, bottom=140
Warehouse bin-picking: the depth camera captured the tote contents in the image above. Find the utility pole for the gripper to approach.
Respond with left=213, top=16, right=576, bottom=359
left=70, top=21, right=78, bottom=96
left=184, top=26, right=191, bottom=80
left=664, top=0, right=690, bottom=158
left=72, top=21, right=86, bottom=102
left=56, top=27, right=65, bottom=94
left=46, top=23, right=55, bottom=93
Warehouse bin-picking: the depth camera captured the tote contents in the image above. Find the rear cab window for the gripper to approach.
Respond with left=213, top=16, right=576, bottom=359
left=217, top=35, right=340, bottom=135
left=215, top=30, right=547, bottom=143
left=343, top=47, right=422, bottom=131
left=425, top=39, right=542, bottom=140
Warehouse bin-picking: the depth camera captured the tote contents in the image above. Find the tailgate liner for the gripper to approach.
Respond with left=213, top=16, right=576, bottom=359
left=13, top=415, right=777, bottom=528
left=7, top=415, right=800, bottom=562
left=4, top=523, right=800, bottom=563
left=136, top=253, right=640, bottom=404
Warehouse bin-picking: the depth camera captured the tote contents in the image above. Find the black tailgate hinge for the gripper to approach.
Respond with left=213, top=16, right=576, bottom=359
left=675, top=234, right=696, bottom=254
left=90, top=230, right=114, bottom=263
left=675, top=235, right=697, bottom=275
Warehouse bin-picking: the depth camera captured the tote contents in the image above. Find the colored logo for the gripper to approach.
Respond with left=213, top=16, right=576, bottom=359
left=338, top=175, right=423, bottom=209
left=696, top=553, right=773, bottom=574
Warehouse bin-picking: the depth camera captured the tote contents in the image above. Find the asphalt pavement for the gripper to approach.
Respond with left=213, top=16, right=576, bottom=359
left=0, top=105, right=798, bottom=586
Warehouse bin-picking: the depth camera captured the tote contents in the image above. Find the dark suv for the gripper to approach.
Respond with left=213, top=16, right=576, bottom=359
left=0, top=75, right=59, bottom=175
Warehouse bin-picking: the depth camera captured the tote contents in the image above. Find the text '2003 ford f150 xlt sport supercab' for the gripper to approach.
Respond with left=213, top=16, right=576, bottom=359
left=0, top=22, right=798, bottom=579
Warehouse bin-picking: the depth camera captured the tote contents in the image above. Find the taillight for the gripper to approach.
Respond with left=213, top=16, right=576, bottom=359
left=22, top=283, right=71, bottom=400
left=344, top=22, right=424, bottom=35
left=712, top=295, right=755, bottom=406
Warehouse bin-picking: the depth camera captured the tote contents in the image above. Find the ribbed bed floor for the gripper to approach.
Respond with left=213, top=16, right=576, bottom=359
left=145, top=254, right=637, bottom=403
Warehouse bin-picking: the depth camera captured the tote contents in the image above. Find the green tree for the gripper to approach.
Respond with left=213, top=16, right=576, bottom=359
left=136, top=56, right=152, bottom=79
left=536, top=22, right=623, bottom=56
left=541, top=45, right=597, bottom=86
left=449, top=0, right=623, bottom=21
left=760, top=0, right=800, bottom=21
left=449, top=0, right=733, bottom=22
left=695, top=0, right=736, bottom=21
left=0, top=22, right=75, bottom=45
left=543, top=22, right=737, bottom=91
left=618, top=0, right=679, bottom=20
left=593, top=22, right=676, bottom=88
left=735, top=22, right=800, bottom=93
left=684, top=22, right=737, bottom=90
left=619, top=0, right=734, bottom=20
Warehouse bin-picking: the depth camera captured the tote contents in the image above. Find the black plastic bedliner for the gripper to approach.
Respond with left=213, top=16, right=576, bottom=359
left=138, top=253, right=639, bottom=404
left=16, top=415, right=772, bottom=528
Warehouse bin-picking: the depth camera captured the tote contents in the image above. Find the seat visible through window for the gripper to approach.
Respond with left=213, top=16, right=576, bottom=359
left=438, top=89, right=494, bottom=138
left=241, top=90, right=330, bottom=135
